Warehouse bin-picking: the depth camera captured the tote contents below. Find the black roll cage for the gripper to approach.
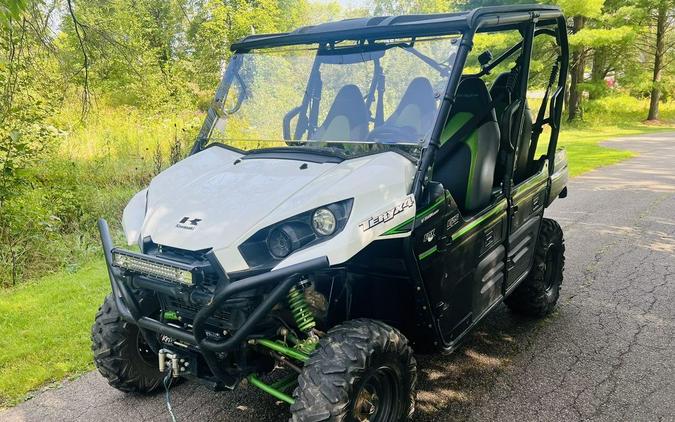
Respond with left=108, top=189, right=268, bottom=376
left=413, top=12, right=569, bottom=204
left=191, top=6, right=569, bottom=204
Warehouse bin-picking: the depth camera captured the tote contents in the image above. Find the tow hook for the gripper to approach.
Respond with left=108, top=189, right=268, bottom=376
left=159, top=349, right=186, bottom=378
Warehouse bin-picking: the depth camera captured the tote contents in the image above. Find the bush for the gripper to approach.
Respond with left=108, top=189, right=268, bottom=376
left=574, top=93, right=675, bottom=127
left=0, top=101, right=202, bottom=286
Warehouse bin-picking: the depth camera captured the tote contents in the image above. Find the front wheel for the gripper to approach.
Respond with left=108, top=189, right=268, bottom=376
left=505, top=218, right=565, bottom=317
left=91, top=293, right=165, bottom=393
left=290, top=319, right=416, bottom=422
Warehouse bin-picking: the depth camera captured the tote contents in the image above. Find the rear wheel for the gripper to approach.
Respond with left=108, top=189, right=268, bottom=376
left=505, top=218, right=565, bottom=317
left=290, top=319, right=416, bottom=422
left=91, top=293, right=165, bottom=393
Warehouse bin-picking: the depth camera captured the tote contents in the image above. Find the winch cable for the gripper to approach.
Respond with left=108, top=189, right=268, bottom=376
left=163, top=366, right=178, bottom=422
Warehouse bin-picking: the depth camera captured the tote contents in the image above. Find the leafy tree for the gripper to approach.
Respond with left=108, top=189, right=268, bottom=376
left=372, top=0, right=456, bottom=15
left=0, top=0, right=28, bottom=29
left=585, top=2, right=638, bottom=99
left=632, top=0, right=675, bottom=120
left=553, top=0, right=605, bottom=121
left=0, top=0, right=63, bottom=283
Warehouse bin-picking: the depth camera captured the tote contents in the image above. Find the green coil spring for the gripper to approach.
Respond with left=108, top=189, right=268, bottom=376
left=287, top=285, right=316, bottom=333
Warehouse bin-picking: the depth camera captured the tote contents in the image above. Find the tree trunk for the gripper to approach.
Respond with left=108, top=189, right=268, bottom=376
left=568, top=16, right=586, bottom=122
left=647, top=4, right=667, bottom=121
left=590, top=48, right=608, bottom=100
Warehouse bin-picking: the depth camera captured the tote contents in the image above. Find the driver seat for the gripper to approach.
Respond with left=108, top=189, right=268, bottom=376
left=433, top=77, right=500, bottom=213
left=313, top=84, right=369, bottom=142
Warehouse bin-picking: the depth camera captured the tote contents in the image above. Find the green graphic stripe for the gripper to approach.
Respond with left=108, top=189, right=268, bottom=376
left=383, top=196, right=445, bottom=236
left=418, top=245, right=438, bottom=260
left=513, top=170, right=547, bottom=199
left=451, top=202, right=507, bottom=242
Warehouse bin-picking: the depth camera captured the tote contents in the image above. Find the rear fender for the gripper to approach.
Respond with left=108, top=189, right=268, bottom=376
left=548, top=148, right=568, bottom=206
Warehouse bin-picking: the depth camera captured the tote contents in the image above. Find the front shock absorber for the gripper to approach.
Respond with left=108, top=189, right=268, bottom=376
left=287, top=280, right=316, bottom=334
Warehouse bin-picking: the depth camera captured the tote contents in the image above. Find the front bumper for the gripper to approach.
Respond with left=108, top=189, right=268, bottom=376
left=98, top=218, right=329, bottom=387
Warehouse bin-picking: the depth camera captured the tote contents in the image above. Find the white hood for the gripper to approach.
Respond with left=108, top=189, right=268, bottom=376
left=123, top=146, right=417, bottom=272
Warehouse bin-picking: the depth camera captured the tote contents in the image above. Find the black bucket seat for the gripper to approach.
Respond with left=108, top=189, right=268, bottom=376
left=434, top=77, right=500, bottom=213
left=381, top=77, right=437, bottom=140
left=313, top=84, right=370, bottom=142
left=490, top=72, right=533, bottom=184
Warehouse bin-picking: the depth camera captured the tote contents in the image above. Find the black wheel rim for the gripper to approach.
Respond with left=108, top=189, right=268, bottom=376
left=136, top=330, right=157, bottom=367
left=543, top=245, right=559, bottom=294
left=352, top=366, right=400, bottom=422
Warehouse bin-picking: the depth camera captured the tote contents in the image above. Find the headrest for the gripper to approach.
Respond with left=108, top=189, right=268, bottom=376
left=491, top=72, right=511, bottom=90
left=452, top=77, right=493, bottom=118
left=395, top=77, right=436, bottom=116
left=321, top=84, right=368, bottom=129
left=315, top=84, right=369, bottom=141
left=490, top=71, right=520, bottom=103
left=385, top=77, right=437, bottom=134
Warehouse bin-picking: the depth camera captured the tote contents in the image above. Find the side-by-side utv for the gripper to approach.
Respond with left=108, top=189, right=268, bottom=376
left=93, top=5, right=569, bottom=421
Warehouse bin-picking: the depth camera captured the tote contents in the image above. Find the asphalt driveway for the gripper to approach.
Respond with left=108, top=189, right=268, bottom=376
left=3, top=132, right=674, bottom=421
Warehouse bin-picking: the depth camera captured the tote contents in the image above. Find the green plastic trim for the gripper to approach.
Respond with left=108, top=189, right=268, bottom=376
left=248, top=374, right=295, bottom=405
left=464, top=131, right=480, bottom=210
left=418, top=245, right=438, bottom=260
left=162, top=310, right=178, bottom=320
left=451, top=201, right=507, bottom=242
left=512, top=168, right=547, bottom=199
left=383, top=195, right=445, bottom=236
left=255, top=339, right=310, bottom=362
left=439, top=111, right=478, bottom=210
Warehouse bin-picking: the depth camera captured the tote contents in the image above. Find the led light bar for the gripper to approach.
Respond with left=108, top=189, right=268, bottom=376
left=112, top=250, right=195, bottom=285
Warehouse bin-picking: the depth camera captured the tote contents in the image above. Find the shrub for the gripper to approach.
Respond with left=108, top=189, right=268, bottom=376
left=0, top=100, right=202, bottom=286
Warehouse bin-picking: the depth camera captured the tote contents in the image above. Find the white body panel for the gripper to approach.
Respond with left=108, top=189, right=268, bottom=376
left=122, top=146, right=416, bottom=271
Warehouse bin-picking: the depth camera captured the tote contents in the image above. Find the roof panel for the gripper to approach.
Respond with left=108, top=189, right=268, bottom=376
left=230, top=5, right=562, bottom=52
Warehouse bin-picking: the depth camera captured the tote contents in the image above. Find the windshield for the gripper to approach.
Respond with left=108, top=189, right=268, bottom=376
left=203, top=35, right=460, bottom=159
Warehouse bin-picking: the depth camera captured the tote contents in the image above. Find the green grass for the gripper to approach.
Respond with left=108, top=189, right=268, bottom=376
left=546, top=121, right=675, bottom=177
left=0, top=112, right=674, bottom=408
left=0, top=261, right=109, bottom=408
left=558, top=125, right=639, bottom=177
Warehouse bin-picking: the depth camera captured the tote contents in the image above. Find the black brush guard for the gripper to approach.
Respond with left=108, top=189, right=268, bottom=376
left=98, top=219, right=329, bottom=388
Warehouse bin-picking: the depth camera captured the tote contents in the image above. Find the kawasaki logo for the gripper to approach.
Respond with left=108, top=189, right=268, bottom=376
left=176, top=216, right=202, bottom=230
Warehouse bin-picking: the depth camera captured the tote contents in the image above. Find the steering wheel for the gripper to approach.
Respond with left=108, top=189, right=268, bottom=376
left=367, top=125, right=420, bottom=144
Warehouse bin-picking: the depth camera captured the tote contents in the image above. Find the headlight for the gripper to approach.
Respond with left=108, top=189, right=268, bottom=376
left=312, top=208, right=336, bottom=236
left=112, top=250, right=195, bottom=285
left=239, top=198, right=353, bottom=269
left=267, top=227, right=293, bottom=258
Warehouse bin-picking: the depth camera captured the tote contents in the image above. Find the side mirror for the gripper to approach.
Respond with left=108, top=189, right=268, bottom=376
left=478, top=50, right=493, bottom=68
left=422, top=181, right=445, bottom=209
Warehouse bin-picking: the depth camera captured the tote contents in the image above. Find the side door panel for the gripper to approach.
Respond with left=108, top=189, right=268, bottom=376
left=426, top=197, right=508, bottom=346
left=505, top=163, right=549, bottom=290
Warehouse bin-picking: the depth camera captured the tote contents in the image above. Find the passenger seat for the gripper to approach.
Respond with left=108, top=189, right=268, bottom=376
left=490, top=72, right=533, bottom=184
left=433, top=78, right=500, bottom=214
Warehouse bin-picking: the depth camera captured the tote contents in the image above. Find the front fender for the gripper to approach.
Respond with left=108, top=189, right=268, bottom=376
left=122, top=188, right=148, bottom=246
left=274, top=194, right=416, bottom=269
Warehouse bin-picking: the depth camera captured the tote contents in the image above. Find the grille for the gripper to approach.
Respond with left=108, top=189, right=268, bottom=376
left=166, top=296, right=232, bottom=322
